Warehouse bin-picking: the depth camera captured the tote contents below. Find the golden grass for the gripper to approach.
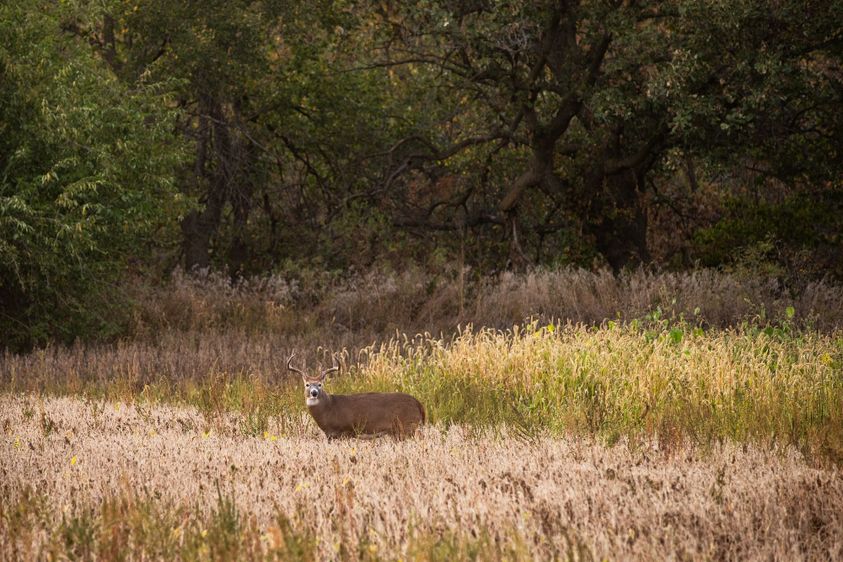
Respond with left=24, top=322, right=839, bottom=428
left=2, top=394, right=842, bottom=561
left=362, top=325, right=843, bottom=455
left=3, top=324, right=841, bottom=458
left=3, top=267, right=842, bottom=559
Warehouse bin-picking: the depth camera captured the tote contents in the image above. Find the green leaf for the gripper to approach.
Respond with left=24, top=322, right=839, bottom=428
left=669, top=329, right=683, bottom=345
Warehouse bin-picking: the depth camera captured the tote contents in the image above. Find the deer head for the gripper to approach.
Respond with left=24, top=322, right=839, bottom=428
left=287, top=354, right=338, bottom=407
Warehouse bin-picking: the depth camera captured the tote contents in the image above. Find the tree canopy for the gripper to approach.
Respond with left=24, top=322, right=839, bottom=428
left=1, top=0, right=841, bottom=348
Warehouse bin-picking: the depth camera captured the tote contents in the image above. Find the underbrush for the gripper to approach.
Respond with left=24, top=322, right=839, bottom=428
left=126, top=266, right=843, bottom=339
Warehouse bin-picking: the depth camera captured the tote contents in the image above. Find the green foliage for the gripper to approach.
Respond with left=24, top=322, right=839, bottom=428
left=0, top=1, right=188, bottom=349
left=692, top=190, right=843, bottom=278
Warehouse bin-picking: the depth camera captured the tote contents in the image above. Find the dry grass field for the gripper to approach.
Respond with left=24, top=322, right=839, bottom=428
left=2, top=269, right=843, bottom=560
left=2, top=394, right=842, bottom=561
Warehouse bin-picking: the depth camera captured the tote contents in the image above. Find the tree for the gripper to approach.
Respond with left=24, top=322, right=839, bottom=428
left=62, top=0, right=417, bottom=274
left=364, top=0, right=843, bottom=270
left=0, top=1, right=187, bottom=349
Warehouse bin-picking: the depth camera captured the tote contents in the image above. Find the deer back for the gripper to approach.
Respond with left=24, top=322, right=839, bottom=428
left=308, top=391, right=425, bottom=439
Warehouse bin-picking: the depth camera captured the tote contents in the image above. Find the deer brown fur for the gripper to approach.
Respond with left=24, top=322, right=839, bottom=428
left=288, top=354, right=425, bottom=440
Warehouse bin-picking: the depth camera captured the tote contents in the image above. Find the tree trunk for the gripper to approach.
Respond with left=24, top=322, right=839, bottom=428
left=180, top=99, right=229, bottom=272
left=593, top=169, right=650, bottom=270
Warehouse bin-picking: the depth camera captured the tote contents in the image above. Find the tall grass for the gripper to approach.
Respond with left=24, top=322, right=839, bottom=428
left=0, top=486, right=539, bottom=562
left=126, top=267, right=843, bottom=340
left=3, top=268, right=843, bottom=559
left=3, top=322, right=841, bottom=459
left=364, top=324, right=842, bottom=455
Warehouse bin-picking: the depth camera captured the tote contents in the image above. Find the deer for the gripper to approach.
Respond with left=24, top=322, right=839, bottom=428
left=287, top=354, right=425, bottom=440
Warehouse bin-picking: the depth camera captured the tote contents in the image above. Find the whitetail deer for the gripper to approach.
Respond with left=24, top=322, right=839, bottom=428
left=287, top=354, right=425, bottom=440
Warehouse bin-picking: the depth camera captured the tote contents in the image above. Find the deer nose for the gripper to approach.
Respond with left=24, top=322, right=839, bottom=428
left=310, top=388, right=319, bottom=398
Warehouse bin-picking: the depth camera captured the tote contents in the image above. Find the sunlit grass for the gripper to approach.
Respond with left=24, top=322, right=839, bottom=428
left=361, top=323, right=843, bottom=457
left=4, top=322, right=841, bottom=460
left=3, top=393, right=841, bottom=561
left=3, top=269, right=842, bottom=560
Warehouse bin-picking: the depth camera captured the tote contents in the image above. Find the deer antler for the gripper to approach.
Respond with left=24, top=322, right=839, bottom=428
left=287, top=354, right=305, bottom=379
left=320, top=356, right=339, bottom=380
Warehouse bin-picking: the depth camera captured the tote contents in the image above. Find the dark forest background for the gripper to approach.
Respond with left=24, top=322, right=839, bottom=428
left=1, top=0, right=841, bottom=350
